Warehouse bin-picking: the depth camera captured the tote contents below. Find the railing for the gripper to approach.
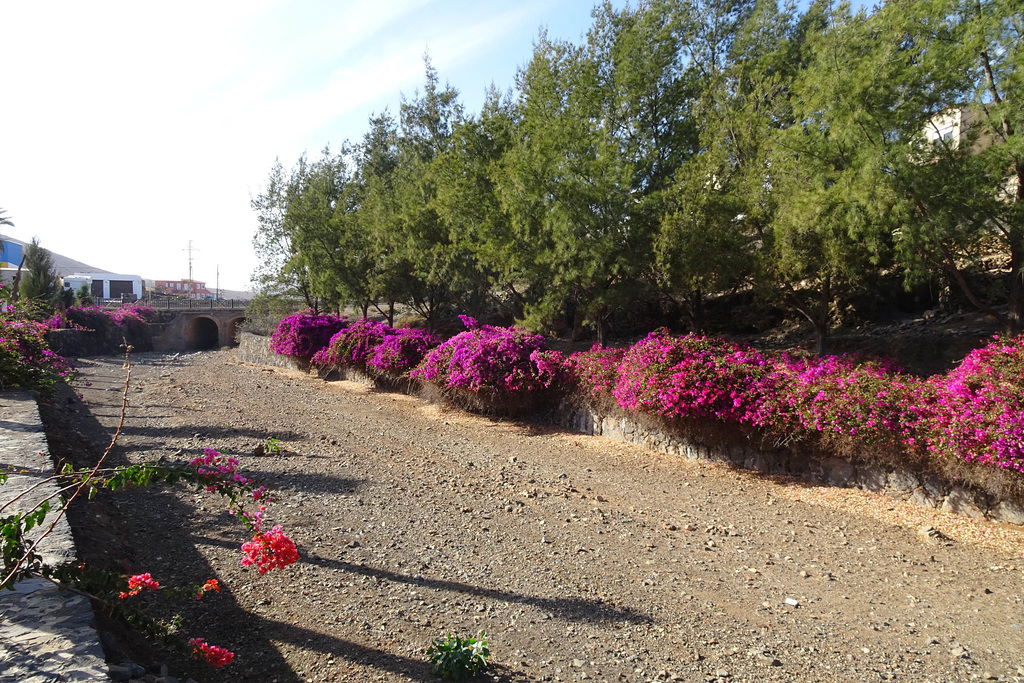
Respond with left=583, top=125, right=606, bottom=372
left=98, top=298, right=249, bottom=311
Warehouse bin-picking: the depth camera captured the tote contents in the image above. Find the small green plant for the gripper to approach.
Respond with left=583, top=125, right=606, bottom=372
left=263, top=437, right=282, bottom=455
left=426, top=632, right=490, bottom=681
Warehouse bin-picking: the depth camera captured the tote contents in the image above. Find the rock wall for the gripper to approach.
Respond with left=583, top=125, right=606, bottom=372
left=236, top=332, right=309, bottom=371
left=0, top=391, right=109, bottom=681
left=559, top=404, right=1024, bottom=526
left=46, top=327, right=155, bottom=358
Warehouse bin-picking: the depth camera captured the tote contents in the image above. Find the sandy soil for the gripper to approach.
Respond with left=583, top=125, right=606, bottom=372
left=39, top=350, right=1024, bottom=683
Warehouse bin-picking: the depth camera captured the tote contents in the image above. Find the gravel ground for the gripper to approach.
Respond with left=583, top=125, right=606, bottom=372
left=40, top=350, right=1024, bottom=683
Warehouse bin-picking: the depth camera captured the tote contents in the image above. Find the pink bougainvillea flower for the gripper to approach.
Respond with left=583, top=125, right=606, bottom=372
left=189, top=638, right=234, bottom=667
left=240, top=525, right=299, bottom=574
left=119, top=572, right=160, bottom=598
left=195, top=578, right=221, bottom=599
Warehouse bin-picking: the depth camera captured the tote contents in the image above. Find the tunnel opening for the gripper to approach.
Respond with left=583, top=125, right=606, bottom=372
left=185, top=316, right=220, bottom=351
left=226, top=317, right=246, bottom=347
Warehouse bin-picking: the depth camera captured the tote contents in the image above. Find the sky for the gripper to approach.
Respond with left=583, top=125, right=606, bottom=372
left=0, top=1, right=611, bottom=292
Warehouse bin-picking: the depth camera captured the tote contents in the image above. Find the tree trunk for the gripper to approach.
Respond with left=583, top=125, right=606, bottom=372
left=686, top=288, right=704, bottom=334
left=504, top=283, right=526, bottom=320
left=595, top=314, right=609, bottom=347
left=10, top=256, right=24, bottom=302
left=1007, top=224, right=1023, bottom=336
left=814, top=274, right=831, bottom=356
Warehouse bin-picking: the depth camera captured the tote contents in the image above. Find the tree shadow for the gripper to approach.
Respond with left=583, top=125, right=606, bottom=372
left=190, top=536, right=652, bottom=627
left=252, top=613, right=532, bottom=682
left=302, top=552, right=651, bottom=627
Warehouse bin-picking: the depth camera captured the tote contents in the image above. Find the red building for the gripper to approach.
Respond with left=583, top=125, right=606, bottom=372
left=154, top=279, right=212, bottom=299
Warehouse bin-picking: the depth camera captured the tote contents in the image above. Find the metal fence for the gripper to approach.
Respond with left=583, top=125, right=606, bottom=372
left=97, top=298, right=249, bottom=311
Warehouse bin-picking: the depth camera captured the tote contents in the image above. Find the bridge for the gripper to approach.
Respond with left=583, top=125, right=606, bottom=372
left=114, top=300, right=249, bottom=352
left=152, top=306, right=248, bottom=351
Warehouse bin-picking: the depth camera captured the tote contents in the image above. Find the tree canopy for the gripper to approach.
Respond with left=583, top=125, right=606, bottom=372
left=252, top=0, right=1023, bottom=350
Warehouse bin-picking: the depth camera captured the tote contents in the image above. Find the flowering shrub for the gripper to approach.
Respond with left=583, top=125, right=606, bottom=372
left=195, top=578, right=221, bottom=599
left=190, top=448, right=250, bottom=492
left=109, top=305, right=159, bottom=332
left=47, top=304, right=159, bottom=333
left=919, top=336, right=1024, bottom=474
left=47, top=305, right=108, bottom=332
left=2, top=442, right=297, bottom=669
left=311, top=318, right=438, bottom=375
left=412, top=323, right=563, bottom=394
left=370, top=329, right=439, bottom=374
left=612, top=330, right=771, bottom=425
left=556, top=328, right=1023, bottom=481
left=750, top=354, right=924, bottom=456
left=270, top=310, right=347, bottom=361
left=119, top=572, right=160, bottom=598
left=0, top=317, right=75, bottom=391
left=564, top=345, right=626, bottom=402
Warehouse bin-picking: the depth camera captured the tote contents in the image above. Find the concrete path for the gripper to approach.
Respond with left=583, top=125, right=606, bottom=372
left=0, top=391, right=108, bottom=682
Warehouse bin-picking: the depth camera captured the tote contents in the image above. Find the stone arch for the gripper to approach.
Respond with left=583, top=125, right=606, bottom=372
left=184, top=316, right=220, bottom=350
left=225, top=316, right=246, bottom=347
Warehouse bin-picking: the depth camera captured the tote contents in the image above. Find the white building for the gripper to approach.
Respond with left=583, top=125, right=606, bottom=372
left=62, top=272, right=144, bottom=301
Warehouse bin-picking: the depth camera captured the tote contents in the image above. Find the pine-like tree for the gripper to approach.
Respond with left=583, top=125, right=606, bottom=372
left=20, top=238, right=61, bottom=304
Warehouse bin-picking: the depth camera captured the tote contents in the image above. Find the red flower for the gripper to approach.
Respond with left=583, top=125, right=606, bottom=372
left=195, top=578, right=221, bottom=599
left=189, top=638, right=234, bottom=667
left=240, top=525, right=299, bottom=574
left=119, top=572, right=160, bottom=598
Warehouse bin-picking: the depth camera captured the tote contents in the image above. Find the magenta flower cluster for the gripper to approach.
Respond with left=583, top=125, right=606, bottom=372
left=0, top=318, right=76, bottom=390
left=47, top=305, right=159, bottom=333
left=563, top=344, right=625, bottom=401
left=411, top=323, right=561, bottom=393
left=311, top=319, right=438, bottom=374
left=569, top=331, right=1024, bottom=475
left=611, top=330, right=771, bottom=424
left=271, top=311, right=1024, bottom=476
left=269, top=311, right=347, bottom=361
left=920, top=336, right=1024, bottom=472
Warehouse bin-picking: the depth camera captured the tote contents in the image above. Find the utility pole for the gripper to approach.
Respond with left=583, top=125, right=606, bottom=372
left=184, top=241, right=200, bottom=299
left=216, top=264, right=220, bottom=301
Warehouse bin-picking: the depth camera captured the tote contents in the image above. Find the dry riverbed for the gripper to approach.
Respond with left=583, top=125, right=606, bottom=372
left=40, top=350, right=1024, bottom=683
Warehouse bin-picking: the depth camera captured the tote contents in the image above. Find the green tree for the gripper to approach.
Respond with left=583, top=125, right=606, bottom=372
left=251, top=158, right=321, bottom=310
left=390, top=56, right=467, bottom=329
left=657, top=0, right=798, bottom=332
left=790, top=0, right=1023, bottom=335
left=75, top=283, right=93, bottom=306
left=432, top=87, right=526, bottom=319
left=20, top=238, right=61, bottom=304
left=355, top=110, right=418, bottom=324
left=498, top=31, right=653, bottom=344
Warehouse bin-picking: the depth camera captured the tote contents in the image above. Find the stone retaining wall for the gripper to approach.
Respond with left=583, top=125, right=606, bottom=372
left=559, top=404, right=1024, bottom=526
left=236, top=332, right=309, bottom=371
left=0, top=391, right=108, bottom=681
left=240, top=334, right=1024, bottom=527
